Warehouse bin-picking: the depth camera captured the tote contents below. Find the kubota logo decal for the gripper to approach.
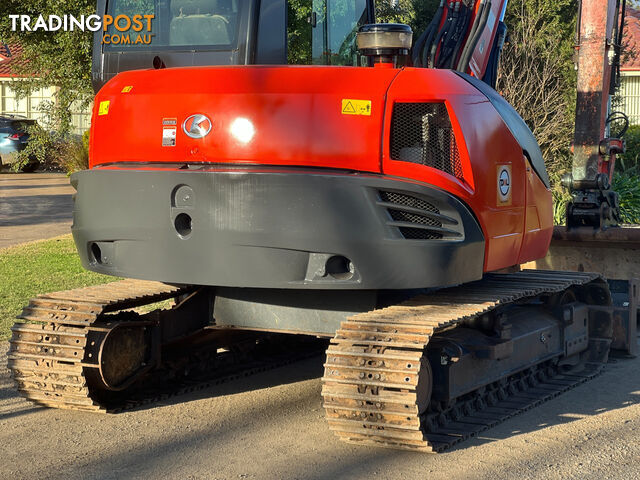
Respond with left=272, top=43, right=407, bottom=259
left=182, top=114, right=212, bottom=139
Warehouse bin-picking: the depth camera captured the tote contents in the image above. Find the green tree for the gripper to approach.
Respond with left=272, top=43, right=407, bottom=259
left=495, top=0, right=578, bottom=224
left=377, top=0, right=439, bottom=33
left=287, top=0, right=313, bottom=64
left=0, top=0, right=95, bottom=135
left=497, top=0, right=577, bottom=176
left=0, top=0, right=95, bottom=167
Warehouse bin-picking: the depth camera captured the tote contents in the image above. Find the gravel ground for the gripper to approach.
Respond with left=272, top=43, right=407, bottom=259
left=0, top=173, right=74, bottom=250
left=1, top=341, right=638, bottom=480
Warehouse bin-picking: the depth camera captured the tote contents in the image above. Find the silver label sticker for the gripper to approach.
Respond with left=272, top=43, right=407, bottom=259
left=162, top=126, right=176, bottom=147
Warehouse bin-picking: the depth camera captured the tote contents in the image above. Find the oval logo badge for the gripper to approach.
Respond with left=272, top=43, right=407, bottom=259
left=497, top=165, right=512, bottom=206
left=499, top=168, right=510, bottom=196
left=182, top=114, right=212, bottom=139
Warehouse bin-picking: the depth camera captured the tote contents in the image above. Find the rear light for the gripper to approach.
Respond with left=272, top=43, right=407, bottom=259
left=9, top=133, right=25, bottom=140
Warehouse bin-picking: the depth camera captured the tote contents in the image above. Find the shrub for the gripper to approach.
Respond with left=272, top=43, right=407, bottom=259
left=82, top=129, right=90, bottom=151
left=618, top=125, right=640, bottom=174
left=12, top=124, right=64, bottom=172
left=613, top=171, right=640, bottom=224
left=58, top=130, right=90, bottom=175
left=550, top=170, right=572, bottom=225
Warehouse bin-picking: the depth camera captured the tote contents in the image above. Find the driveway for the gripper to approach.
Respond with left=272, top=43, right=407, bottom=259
left=0, top=341, right=638, bottom=480
left=0, top=173, right=74, bottom=249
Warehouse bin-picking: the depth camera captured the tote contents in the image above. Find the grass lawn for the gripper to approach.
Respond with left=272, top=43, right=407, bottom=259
left=0, top=235, right=118, bottom=340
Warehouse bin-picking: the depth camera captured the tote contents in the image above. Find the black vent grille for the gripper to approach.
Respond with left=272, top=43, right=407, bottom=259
left=379, top=191, right=439, bottom=214
left=398, top=227, right=442, bottom=240
left=388, top=209, right=440, bottom=228
left=390, top=103, right=464, bottom=180
left=379, top=190, right=444, bottom=240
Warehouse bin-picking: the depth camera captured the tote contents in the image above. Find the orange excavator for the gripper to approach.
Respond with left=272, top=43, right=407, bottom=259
left=8, top=0, right=636, bottom=452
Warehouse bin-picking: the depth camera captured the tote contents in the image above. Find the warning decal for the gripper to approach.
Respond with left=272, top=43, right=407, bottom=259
left=341, top=99, right=372, bottom=116
left=497, top=164, right=512, bottom=206
left=162, top=118, right=177, bottom=147
left=98, top=101, right=110, bottom=116
left=121, top=86, right=133, bottom=93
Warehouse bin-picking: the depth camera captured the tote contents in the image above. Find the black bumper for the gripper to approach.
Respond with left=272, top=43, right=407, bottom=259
left=71, top=167, right=484, bottom=290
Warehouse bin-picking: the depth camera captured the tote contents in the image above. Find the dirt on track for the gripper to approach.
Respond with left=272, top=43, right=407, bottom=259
left=0, top=341, right=638, bottom=480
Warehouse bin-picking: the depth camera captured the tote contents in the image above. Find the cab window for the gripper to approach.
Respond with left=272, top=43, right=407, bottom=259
left=105, top=0, right=243, bottom=50
left=287, top=0, right=369, bottom=65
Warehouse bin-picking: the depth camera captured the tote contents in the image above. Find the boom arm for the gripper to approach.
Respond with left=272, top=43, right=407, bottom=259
left=564, top=0, right=627, bottom=229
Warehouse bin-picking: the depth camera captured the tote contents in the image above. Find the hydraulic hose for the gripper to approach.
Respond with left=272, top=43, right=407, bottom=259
left=456, top=0, right=485, bottom=71
left=448, top=5, right=472, bottom=68
left=415, top=0, right=445, bottom=67
left=437, top=1, right=462, bottom=68
left=457, top=0, right=491, bottom=73
left=610, top=0, right=626, bottom=94
left=420, top=0, right=445, bottom=67
left=429, top=5, right=453, bottom=67
left=443, top=3, right=471, bottom=68
left=412, top=23, right=435, bottom=66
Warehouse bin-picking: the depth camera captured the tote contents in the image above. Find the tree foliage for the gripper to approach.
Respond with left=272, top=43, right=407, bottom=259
left=618, top=125, right=640, bottom=174
left=494, top=0, right=578, bottom=224
left=377, top=0, right=439, bottom=33
left=0, top=0, right=95, bottom=168
left=497, top=0, right=577, bottom=177
left=287, top=0, right=313, bottom=64
left=0, top=0, right=94, bottom=135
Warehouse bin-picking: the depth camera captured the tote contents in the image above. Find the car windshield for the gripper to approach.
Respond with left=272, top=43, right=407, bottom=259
left=104, top=0, right=244, bottom=51
left=11, top=120, right=35, bottom=132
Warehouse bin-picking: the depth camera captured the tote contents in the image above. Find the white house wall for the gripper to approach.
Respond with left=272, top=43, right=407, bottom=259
left=0, top=78, right=91, bottom=135
left=620, top=72, right=640, bottom=125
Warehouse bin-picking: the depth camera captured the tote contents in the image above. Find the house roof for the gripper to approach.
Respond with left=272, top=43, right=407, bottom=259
left=0, top=43, right=27, bottom=78
left=623, top=7, right=640, bottom=71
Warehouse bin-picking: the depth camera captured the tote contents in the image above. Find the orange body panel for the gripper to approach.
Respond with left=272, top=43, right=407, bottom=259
left=382, top=69, right=532, bottom=271
left=90, top=65, right=553, bottom=273
left=518, top=162, right=554, bottom=264
left=91, top=66, right=399, bottom=173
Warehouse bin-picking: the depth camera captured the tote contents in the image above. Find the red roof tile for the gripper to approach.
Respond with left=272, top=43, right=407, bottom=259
left=623, top=7, right=640, bottom=71
left=0, top=43, right=27, bottom=78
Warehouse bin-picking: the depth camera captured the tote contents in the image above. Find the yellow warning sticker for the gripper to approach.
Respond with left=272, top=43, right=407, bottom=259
left=121, top=86, right=133, bottom=93
left=341, top=99, right=372, bottom=116
left=98, top=100, right=110, bottom=116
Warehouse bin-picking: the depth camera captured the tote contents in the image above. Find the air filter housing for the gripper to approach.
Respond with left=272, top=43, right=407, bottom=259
left=357, top=23, right=412, bottom=66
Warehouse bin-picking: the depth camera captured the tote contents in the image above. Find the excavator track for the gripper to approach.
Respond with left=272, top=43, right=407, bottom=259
left=8, top=280, right=191, bottom=411
left=8, top=279, right=328, bottom=413
left=322, top=270, right=610, bottom=452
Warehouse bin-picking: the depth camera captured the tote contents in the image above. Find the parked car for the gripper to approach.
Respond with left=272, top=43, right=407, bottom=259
left=0, top=115, right=38, bottom=171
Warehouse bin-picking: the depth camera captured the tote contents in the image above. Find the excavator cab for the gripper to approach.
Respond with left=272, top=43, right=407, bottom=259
left=91, top=0, right=375, bottom=91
